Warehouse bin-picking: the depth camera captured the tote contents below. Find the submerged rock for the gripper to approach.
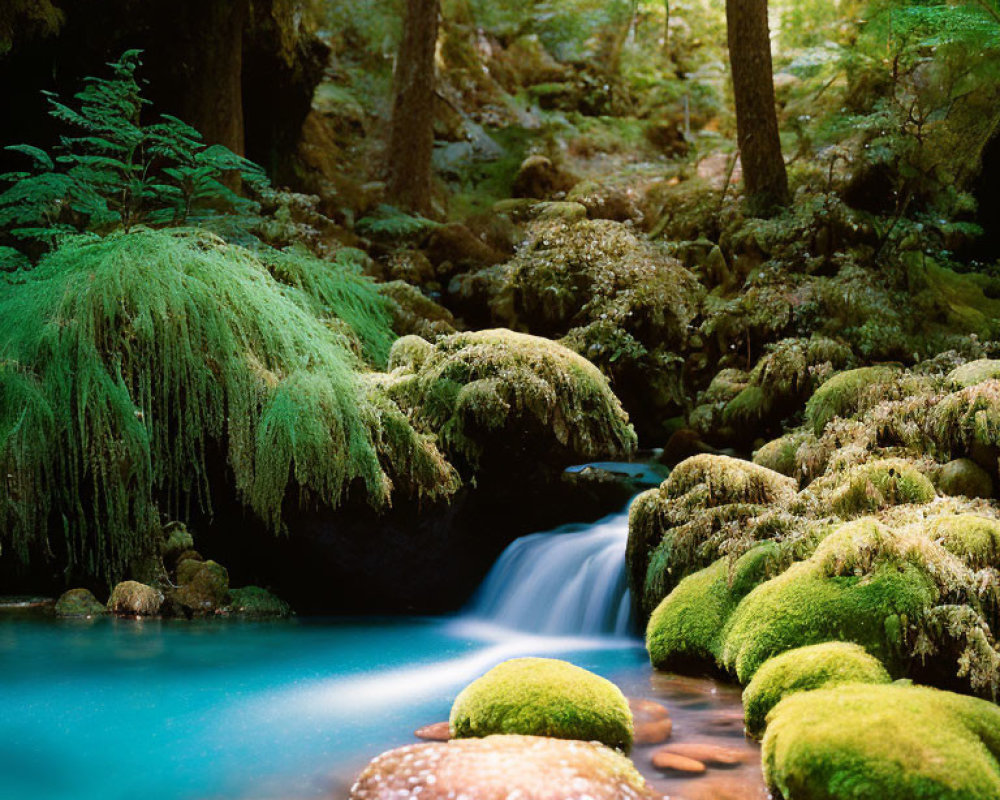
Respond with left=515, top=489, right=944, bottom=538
left=108, top=581, right=163, bottom=617
left=55, top=588, right=106, bottom=618
left=450, top=658, right=634, bottom=752
left=348, top=735, right=657, bottom=800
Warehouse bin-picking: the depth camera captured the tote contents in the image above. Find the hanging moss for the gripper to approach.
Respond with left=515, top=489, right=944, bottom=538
left=0, top=229, right=458, bottom=583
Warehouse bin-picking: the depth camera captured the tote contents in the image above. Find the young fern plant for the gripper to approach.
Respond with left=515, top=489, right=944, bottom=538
left=0, top=49, right=268, bottom=259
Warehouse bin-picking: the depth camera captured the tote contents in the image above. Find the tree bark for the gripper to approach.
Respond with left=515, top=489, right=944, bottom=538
left=663, top=0, right=670, bottom=63
left=386, top=0, right=440, bottom=216
left=726, top=0, right=788, bottom=216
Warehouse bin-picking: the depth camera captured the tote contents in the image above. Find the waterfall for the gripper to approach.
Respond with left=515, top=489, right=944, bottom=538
left=466, top=506, right=635, bottom=638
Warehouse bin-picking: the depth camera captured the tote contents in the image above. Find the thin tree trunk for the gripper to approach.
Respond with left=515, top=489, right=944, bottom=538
left=726, top=0, right=788, bottom=216
left=663, top=0, right=670, bottom=63
left=386, top=0, right=439, bottom=216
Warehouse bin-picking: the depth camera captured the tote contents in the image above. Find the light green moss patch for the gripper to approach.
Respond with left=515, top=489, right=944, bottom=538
left=948, top=359, right=1000, bottom=389
left=829, top=459, right=936, bottom=517
left=924, top=514, right=1000, bottom=570
left=743, top=642, right=891, bottom=737
left=763, top=683, right=1000, bottom=800
left=449, top=657, right=633, bottom=752
left=805, top=366, right=899, bottom=435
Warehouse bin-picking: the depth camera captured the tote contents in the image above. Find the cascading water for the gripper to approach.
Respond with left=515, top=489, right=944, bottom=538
left=466, top=504, right=635, bottom=637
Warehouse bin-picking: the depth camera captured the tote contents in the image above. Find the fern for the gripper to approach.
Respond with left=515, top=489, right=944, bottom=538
left=356, top=204, right=440, bottom=239
left=0, top=50, right=268, bottom=257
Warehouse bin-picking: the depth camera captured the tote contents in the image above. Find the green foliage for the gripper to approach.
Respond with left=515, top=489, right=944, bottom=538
left=0, top=229, right=456, bottom=583
left=356, top=205, right=439, bottom=240
left=828, top=458, right=937, bottom=517
left=742, top=642, right=891, bottom=737
left=449, top=657, right=634, bottom=752
left=763, top=683, right=1000, bottom=800
left=0, top=51, right=267, bottom=255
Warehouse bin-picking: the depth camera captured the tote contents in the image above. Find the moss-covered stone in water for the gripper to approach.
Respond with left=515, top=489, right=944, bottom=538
left=174, top=559, right=229, bottom=615
left=947, top=358, right=1000, bottom=389
left=763, top=683, right=1000, bottom=800
left=449, top=657, right=634, bottom=752
left=227, top=586, right=292, bottom=618
left=805, top=366, right=899, bottom=435
left=935, top=458, right=995, bottom=499
left=55, top=588, right=107, bottom=618
left=742, top=642, right=891, bottom=737
left=829, top=459, right=936, bottom=517
left=646, top=545, right=778, bottom=672
left=108, top=581, right=163, bottom=617
left=720, top=519, right=938, bottom=682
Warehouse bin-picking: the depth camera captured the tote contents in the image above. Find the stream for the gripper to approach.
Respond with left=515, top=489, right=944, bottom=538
left=0, top=496, right=767, bottom=800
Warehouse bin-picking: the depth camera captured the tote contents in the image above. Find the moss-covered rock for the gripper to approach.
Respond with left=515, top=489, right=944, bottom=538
left=449, top=658, right=633, bottom=752
left=753, top=432, right=812, bottom=480
left=742, top=642, right=891, bottom=737
left=935, top=458, right=995, bottom=499
left=108, top=581, right=163, bottom=617
left=174, top=559, right=229, bottom=615
left=55, top=588, right=106, bottom=618
left=384, top=329, right=637, bottom=469
left=947, top=359, right=1000, bottom=389
left=378, top=280, right=457, bottom=340
left=226, top=586, right=292, bottom=618
left=924, top=514, right=1000, bottom=570
left=828, top=458, right=936, bottom=517
left=805, top=366, right=900, bottom=435
left=763, top=683, right=1000, bottom=800
left=646, top=545, right=778, bottom=672
left=348, top=735, right=658, bottom=800
left=627, top=455, right=797, bottom=615
left=720, top=519, right=939, bottom=682
left=931, top=380, right=1000, bottom=456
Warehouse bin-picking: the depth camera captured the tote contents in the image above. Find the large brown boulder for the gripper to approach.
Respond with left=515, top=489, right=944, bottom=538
left=348, top=735, right=658, bottom=800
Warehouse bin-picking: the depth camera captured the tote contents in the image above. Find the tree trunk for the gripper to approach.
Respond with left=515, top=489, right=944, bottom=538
left=726, top=0, right=788, bottom=216
left=386, top=0, right=439, bottom=216
left=663, top=0, right=670, bottom=63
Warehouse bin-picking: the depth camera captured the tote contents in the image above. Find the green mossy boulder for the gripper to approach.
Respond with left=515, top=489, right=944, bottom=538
left=449, top=657, right=634, bottom=752
left=108, top=581, right=163, bottom=617
left=646, top=545, right=778, bottom=672
left=829, top=459, right=936, bottom=517
left=720, top=520, right=938, bottom=682
left=763, top=683, right=1000, bottom=800
left=226, top=586, right=292, bottom=618
left=384, top=329, right=638, bottom=468
left=924, top=514, right=1000, bottom=570
left=753, top=432, right=812, bottom=479
left=947, top=359, right=1000, bottom=389
left=174, top=559, right=230, bottom=615
left=55, top=588, right=107, bottom=618
left=936, top=458, right=995, bottom=499
left=742, top=642, right=891, bottom=737
left=627, top=454, right=797, bottom=615
left=805, top=366, right=899, bottom=435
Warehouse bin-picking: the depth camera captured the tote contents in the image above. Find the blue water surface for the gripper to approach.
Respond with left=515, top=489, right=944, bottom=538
left=0, top=615, right=646, bottom=800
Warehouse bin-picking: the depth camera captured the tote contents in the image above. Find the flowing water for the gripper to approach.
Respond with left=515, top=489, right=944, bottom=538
left=0, top=487, right=766, bottom=800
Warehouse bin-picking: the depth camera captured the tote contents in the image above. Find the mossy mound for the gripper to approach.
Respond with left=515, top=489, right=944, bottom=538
left=763, top=683, right=1000, bottom=800
left=173, top=559, right=230, bottom=615
left=931, top=380, right=1000, bottom=456
left=720, top=519, right=941, bottom=682
left=752, top=432, right=814, bottom=480
left=378, top=280, right=457, bottom=340
left=947, top=359, right=1000, bottom=389
left=627, top=455, right=797, bottom=615
left=226, top=586, right=292, bottom=618
left=924, top=514, right=1000, bottom=570
left=108, top=581, right=163, bottom=617
left=805, top=366, right=900, bottom=435
left=646, top=545, right=778, bottom=672
left=828, top=459, right=936, bottom=517
left=385, top=329, right=637, bottom=468
left=742, top=642, right=891, bottom=737
left=449, top=657, right=633, bottom=752
left=160, top=522, right=195, bottom=565
left=936, top=459, right=995, bottom=499
left=55, top=588, right=106, bottom=618
left=0, top=229, right=457, bottom=583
